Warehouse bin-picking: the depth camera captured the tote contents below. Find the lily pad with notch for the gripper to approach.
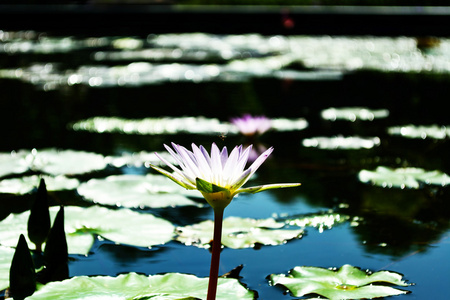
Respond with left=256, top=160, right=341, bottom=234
left=269, top=264, right=411, bottom=299
left=0, top=206, right=175, bottom=255
left=176, top=216, right=303, bottom=249
left=24, top=272, right=255, bottom=300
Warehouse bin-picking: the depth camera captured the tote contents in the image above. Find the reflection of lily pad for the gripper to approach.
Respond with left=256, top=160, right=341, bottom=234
left=388, top=124, right=449, bottom=139
left=269, top=264, right=410, bottom=299
left=302, top=136, right=381, bottom=150
left=26, top=272, right=255, bottom=300
left=176, top=217, right=303, bottom=249
left=0, top=175, right=79, bottom=194
left=285, top=213, right=351, bottom=233
left=321, top=107, right=389, bottom=121
left=358, top=166, right=450, bottom=189
left=0, top=246, right=15, bottom=290
left=77, top=174, right=203, bottom=208
left=0, top=206, right=175, bottom=255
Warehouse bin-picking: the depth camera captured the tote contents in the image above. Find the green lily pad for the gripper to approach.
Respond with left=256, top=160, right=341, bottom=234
left=0, top=175, right=80, bottom=195
left=0, top=246, right=15, bottom=290
left=388, top=124, right=449, bottom=139
left=29, top=148, right=107, bottom=176
left=71, top=116, right=234, bottom=135
left=358, top=166, right=450, bottom=189
left=25, top=272, right=255, bottom=299
left=176, top=217, right=303, bottom=249
left=0, top=151, right=29, bottom=178
left=269, top=264, right=410, bottom=299
left=302, top=136, right=381, bottom=150
left=0, top=206, right=175, bottom=255
left=0, top=149, right=107, bottom=177
left=321, top=107, right=389, bottom=122
left=105, top=151, right=176, bottom=168
left=77, top=174, right=203, bottom=208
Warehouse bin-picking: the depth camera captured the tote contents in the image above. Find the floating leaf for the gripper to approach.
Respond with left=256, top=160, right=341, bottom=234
left=105, top=151, right=176, bottom=168
left=269, top=264, right=410, bottom=299
left=358, top=166, right=450, bottom=189
left=29, top=149, right=107, bottom=176
left=321, top=107, right=389, bottom=122
left=176, top=216, right=303, bottom=249
left=0, top=246, right=15, bottom=290
left=71, top=116, right=234, bottom=135
left=77, top=174, right=203, bottom=208
left=269, top=118, right=308, bottom=132
left=0, top=149, right=107, bottom=177
left=25, top=272, right=255, bottom=300
left=388, top=124, right=449, bottom=139
left=0, top=152, right=29, bottom=178
left=0, top=175, right=80, bottom=195
left=302, top=136, right=381, bottom=150
left=0, top=206, right=175, bottom=255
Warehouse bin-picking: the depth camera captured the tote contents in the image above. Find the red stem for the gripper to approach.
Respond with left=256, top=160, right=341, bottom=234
left=206, top=208, right=224, bottom=300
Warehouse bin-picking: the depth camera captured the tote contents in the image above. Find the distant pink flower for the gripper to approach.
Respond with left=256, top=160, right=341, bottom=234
left=231, top=114, right=272, bottom=136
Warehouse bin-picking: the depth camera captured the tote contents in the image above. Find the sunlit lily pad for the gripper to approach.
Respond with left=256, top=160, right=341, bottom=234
left=77, top=174, right=203, bottom=208
left=29, top=148, right=107, bottom=176
left=321, top=107, right=389, bottom=122
left=105, top=151, right=176, bottom=168
left=269, top=264, right=410, bottom=299
left=0, top=149, right=107, bottom=177
left=0, top=151, right=30, bottom=178
left=0, top=206, right=175, bottom=255
left=302, top=136, right=381, bottom=150
left=176, top=216, right=303, bottom=249
left=0, top=175, right=79, bottom=195
left=71, top=116, right=234, bottom=135
left=25, top=272, right=255, bottom=300
left=358, top=166, right=450, bottom=189
left=388, top=124, right=450, bottom=139
left=270, top=118, right=309, bottom=132
left=0, top=246, right=15, bottom=291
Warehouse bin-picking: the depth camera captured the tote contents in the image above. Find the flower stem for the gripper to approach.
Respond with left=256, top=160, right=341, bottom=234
left=207, top=207, right=224, bottom=300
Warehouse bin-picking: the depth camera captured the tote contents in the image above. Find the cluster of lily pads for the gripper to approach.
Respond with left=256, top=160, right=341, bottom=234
left=2, top=32, right=450, bottom=90
left=0, top=147, right=413, bottom=299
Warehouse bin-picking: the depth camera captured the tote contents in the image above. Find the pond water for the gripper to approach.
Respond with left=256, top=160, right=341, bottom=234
left=0, top=30, right=449, bottom=299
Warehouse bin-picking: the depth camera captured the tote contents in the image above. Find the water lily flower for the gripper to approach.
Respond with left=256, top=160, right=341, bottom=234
left=151, top=142, right=299, bottom=210
left=231, top=114, right=272, bottom=136
left=151, top=142, right=300, bottom=300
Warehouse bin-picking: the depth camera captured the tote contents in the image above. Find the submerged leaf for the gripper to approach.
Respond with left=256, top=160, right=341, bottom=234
left=0, top=206, right=175, bottom=255
left=176, top=216, right=303, bottom=249
left=77, top=174, right=202, bottom=208
left=25, top=272, right=255, bottom=300
left=270, top=264, right=410, bottom=299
